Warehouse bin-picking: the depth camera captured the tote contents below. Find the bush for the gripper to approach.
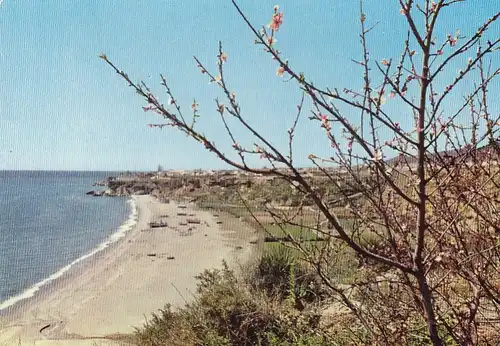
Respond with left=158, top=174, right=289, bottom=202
left=134, top=261, right=331, bottom=346
left=250, top=247, right=325, bottom=306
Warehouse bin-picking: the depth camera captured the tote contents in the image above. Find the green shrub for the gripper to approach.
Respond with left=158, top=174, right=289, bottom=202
left=134, top=261, right=331, bottom=346
left=250, top=247, right=325, bottom=305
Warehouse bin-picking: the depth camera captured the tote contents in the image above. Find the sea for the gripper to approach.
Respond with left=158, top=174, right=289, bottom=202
left=0, top=171, right=137, bottom=311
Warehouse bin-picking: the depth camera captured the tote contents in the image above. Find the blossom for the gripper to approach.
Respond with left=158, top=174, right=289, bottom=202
left=437, top=49, right=443, bottom=55
left=191, top=100, right=198, bottom=111
left=267, top=36, right=277, bottom=46
left=430, top=1, right=437, bottom=12
left=273, top=5, right=279, bottom=11
left=269, top=12, right=284, bottom=31
left=372, top=92, right=386, bottom=105
left=389, top=91, right=396, bottom=99
left=321, top=121, right=331, bottom=132
left=320, top=114, right=331, bottom=131
left=409, top=50, right=416, bottom=56
left=468, top=57, right=473, bottom=64
left=220, top=52, right=227, bottom=63
left=381, top=58, right=389, bottom=66
left=347, top=140, right=353, bottom=150
left=371, top=150, right=383, bottom=162
left=400, top=7, right=407, bottom=15
left=218, top=104, right=225, bottom=113
left=168, top=98, right=175, bottom=105
left=276, top=66, right=285, bottom=77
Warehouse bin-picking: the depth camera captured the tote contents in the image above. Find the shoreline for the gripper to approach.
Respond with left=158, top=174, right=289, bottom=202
left=0, top=197, right=139, bottom=313
left=0, top=195, right=261, bottom=345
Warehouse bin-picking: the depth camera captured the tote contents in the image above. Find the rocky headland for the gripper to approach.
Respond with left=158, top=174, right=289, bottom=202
left=86, top=168, right=354, bottom=208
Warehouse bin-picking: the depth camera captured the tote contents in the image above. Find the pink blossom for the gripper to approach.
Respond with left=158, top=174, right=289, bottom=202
left=399, top=8, right=407, bottom=15
left=276, top=66, right=285, bottom=77
left=267, top=36, right=277, bottom=46
left=220, top=52, right=228, bottom=63
left=320, top=114, right=331, bottom=131
left=168, top=98, right=175, bottom=105
left=437, top=49, right=443, bottom=55
left=381, top=58, right=389, bottom=66
left=430, top=1, right=437, bottom=12
left=269, top=12, right=284, bottom=31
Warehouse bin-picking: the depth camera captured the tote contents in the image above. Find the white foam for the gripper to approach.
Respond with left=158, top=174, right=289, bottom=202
left=0, top=196, right=139, bottom=311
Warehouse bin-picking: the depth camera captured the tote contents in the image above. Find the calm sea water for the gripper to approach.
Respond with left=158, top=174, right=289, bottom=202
left=0, top=171, right=132, bottom=309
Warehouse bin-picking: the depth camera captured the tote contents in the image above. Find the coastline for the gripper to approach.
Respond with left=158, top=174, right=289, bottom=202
left=0, top=198, right=139, bottom=312
left=0, top=195, right=261, bottom=345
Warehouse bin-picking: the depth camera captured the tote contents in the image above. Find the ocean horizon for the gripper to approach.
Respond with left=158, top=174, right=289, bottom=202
left=0, top=170, right=136, bottom=311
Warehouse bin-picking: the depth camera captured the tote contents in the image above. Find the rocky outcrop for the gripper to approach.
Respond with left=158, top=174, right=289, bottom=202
left=85, top=189, right=113, bottom=197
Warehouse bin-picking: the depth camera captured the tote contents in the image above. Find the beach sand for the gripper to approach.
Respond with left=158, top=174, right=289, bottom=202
left=0, top=195, right=261, bottom=345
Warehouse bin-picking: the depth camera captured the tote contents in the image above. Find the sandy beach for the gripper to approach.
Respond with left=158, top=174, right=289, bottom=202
left=0, top=195, right=260, bottom=345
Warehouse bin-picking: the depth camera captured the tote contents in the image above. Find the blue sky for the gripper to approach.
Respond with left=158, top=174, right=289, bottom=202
left=0, top=1, right=498, bottom=171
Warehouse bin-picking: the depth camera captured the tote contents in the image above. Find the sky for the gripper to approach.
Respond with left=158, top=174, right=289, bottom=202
left=0, top=0, right=498, bottom=171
